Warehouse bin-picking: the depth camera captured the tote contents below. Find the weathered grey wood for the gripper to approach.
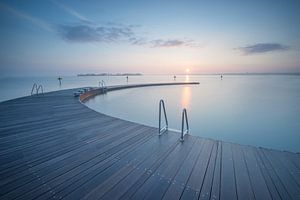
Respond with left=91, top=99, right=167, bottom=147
left=63, top=133, right=179, bottom=200
left=256, top=148, right=291, bottom=199
left=162, top=138, right=205, bottom=200
left=220, top=142, right=237, bottom=200
left=209, top=141, right=222, bottom=200
left=33, top=131, right=156, bottom=200
left=140, top=135, right=197, bottom=200
left=231, top=144, right=255, bottom=200
left=242, top=145, right=272, bottom=200
left=98, top=132, right=182, bottom=200
left=253, top=148, right=282, bottom=200
left=6, top=128, right=154, bottom=200
left=0, top=125, right=148, bottom=198
left=180, top=140, right=214, bottom=200
left=198, top=141, right=218, bottom=200
left=261, top=148, right=300, bottom=199
left=0, top=83, right=299, bottom=200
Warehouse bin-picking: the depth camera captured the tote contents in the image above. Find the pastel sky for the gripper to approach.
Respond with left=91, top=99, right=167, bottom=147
left=0, top=0, right=300, bottom=76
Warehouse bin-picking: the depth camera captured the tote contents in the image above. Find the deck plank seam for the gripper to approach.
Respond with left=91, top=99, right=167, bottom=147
left=259, top=149, right=292, bottom=199
left=207, top=141, right=220, bottom=200
left=197, top=141, right=217, bottom=200
left=231, top=144, right=239, bottom=200
left=156, top=138, right=198, bottom=200
left=178, top=139, right=208, bottom=199
left=119, top=137, right=181, bottom=199
left=253, top=148, right=282, bottom=200
left=31, top=131, right=156, bottom=200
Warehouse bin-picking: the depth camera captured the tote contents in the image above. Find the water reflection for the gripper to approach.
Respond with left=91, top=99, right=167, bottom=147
left=185, top=75, right=190, bottom=82
left=181, top=86, right=191, bottom=109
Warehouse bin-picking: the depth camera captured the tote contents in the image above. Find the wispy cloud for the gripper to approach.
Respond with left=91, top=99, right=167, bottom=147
left=51, top=0, right=91, bottom=23
left=0, top=2, right=54, bottom=32
left=238, top=43, right=290, bottom=55
left=150, top=39, right=197, bottom=48
left=57, top=23, right=200, bottom=49
left=58, top=24, right=134, bottom=42
left=1, top=2, right=201, bottom=49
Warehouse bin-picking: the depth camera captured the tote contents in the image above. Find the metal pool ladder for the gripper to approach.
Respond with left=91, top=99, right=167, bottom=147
left=180, top=108, right=189, bottom=142
left=99, top=80, right=107, bottom=93
left=31, top=83, right=44, bottom=96
left=158, top=99, right=168, bottom=135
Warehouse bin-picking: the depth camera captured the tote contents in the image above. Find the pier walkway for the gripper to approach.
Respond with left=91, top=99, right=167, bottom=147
left=0, top=83, right=300, bottom=200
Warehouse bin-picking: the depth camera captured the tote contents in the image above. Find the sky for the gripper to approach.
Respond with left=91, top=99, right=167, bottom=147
left=0, top=0, right=300, bottom=76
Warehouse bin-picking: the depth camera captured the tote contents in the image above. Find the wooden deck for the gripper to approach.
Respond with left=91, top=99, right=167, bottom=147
left=0, top=83, right=300, bottom=200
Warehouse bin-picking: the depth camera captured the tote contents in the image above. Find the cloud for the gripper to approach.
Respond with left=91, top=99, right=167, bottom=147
left=0, top=2, right=54, bottom=32
left=129, top=37, right=148, bottom=45
left=1, top=2, right=201, bottom=49
left=238, top=43, right=290, bottom=55
left=150, top=39, right=201, bottom=48
left=58, top=24, right=201, bottom=49
left=58, top=25, right=100, bottom=42
left=58, top=24, right=134, bottom=42
left=151, top=39, right=185, bottom=47
left=52, top=0, right=91, bottom=23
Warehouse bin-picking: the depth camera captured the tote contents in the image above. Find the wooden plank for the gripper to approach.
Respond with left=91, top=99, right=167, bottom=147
left=253, top=148, right=282, bottom=200
left=0, top=124, right=149, bottom=198
left=220, top=142, right=237, bottom=200
left=0, top=120, right=131, bottom=183
left=261, top=148, right=300, bottom=200
left=180, top=140, right=214, bottom=200
left=1, top=85, right=300, bottom=200
left=198, top=141, right=218, bottom=200
left=231, top=144, right=255, bottom=200
left=98, top=133, right=185, bottom=200
left=256, top=148, right=291, bottom=199
left=275, top=151, right=300, bottom=186
left=139, top=136, right=197, bottom=200
left=162, top=138, right=205, bottom=200
left=285, top=152, right=300, bottom=170
left=61, top=132, right=179, bottom=200
left=1, top=119, right=125, bottom=176
left=210, top=141, right=222, bottom=200
left=15, top=129, right=155, bottom=200
left=116, top=135, right=181, bottom=200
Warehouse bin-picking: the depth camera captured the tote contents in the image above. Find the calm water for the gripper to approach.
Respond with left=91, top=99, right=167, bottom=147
left=0, top=75, right=173, bottom=102
left=85, top=75, right=300, bottom=152
left=1, top=75, right=300, bottom=152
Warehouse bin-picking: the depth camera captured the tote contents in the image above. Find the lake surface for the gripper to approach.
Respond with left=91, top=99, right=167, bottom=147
left=1, top=75, right=300, bottom=152
left=85, top=75, right=300, bottom=152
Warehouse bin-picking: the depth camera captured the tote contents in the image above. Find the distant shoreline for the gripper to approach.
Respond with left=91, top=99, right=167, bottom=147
left=77, top=73, right=142, bottom=76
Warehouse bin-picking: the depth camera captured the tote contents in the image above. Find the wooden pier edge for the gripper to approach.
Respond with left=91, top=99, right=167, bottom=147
left=0, top=82, right=299, bottom=200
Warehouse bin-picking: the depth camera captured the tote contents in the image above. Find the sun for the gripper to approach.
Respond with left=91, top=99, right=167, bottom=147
left=185, top=68, right=190, bottom=73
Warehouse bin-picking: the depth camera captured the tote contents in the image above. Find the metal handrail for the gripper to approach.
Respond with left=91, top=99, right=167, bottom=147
left=37, top=85, right=44, bottom=95
left=31, top=83, right=44, bottom=95
left=99, top=80, right=107, bottom=93
left=31, top=83, right=38, bottom=95
left=180, top=108, right=189, bottom=142
left=158, top=99, right=168, bottom=135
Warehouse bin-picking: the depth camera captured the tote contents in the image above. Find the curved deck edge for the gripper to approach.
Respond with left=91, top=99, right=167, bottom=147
left=79, top=82, right=199, bottom=102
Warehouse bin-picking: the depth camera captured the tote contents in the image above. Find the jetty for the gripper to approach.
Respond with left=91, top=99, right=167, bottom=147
left=0, top=82, right=300, bottom=200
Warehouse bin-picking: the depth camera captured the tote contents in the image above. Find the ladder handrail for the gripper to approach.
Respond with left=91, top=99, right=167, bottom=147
left=180, top=108, right=189, bottom=142
left=31, top=83, right=38, bottom=95
left=31, top=83, right=44, bottom=95
left=37, top=85, right=44, bottom=95
left=158, top=99, right=168, bottom=135
left=99, top=80, right=107, bottom=93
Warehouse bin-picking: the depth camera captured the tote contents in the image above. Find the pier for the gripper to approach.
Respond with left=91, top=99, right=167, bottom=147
left=0, top=82, right=300, bottom=200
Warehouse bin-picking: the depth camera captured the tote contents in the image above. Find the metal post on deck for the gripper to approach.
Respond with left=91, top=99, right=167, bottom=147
left=158, top=99, right=168, bottom=135
left=180, top=108, right=189, bottom=142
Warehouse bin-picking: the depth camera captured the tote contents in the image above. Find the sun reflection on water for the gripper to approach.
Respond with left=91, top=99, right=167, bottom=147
left=185, top=75, right=190, bottom=82
left=181, top=86, right=191, bottom=109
